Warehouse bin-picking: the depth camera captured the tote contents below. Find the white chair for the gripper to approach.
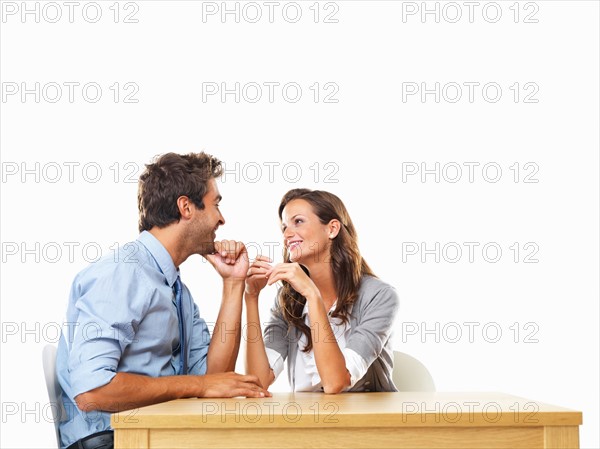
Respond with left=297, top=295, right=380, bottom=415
left=392, top=351, right=436, bottom=392
left=42, top=344, right=65, bottom=448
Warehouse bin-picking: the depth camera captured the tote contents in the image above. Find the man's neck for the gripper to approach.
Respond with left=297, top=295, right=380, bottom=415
left=148, top=227, right=188, bottom=268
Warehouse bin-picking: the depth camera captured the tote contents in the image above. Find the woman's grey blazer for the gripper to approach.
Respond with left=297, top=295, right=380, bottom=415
left=263, top=275, right=400, bottom=392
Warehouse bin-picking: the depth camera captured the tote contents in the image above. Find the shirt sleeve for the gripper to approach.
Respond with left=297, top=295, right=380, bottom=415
left=188, top=300, right=210, bottom=375
left=344, top=283, right=400, bottom=377
left=263, top=297, right=289, bottom=379
left=67, top=263, right=151, bottom=398
left=265, top=347, right=285, bottom=378
left=342, top=347, right=369, bottom=390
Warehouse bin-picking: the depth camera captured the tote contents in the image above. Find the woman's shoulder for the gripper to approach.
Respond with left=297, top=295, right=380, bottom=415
left=358, top=275, right=396, bottom=294
left=356, top=275, right=399, bottom=306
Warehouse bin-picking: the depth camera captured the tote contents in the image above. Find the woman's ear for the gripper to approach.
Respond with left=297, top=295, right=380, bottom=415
left=328, top=219, right=341, bottom=239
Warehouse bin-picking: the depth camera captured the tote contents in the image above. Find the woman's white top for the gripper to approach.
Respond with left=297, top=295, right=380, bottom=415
left=266, top=301, right=368, bottom=392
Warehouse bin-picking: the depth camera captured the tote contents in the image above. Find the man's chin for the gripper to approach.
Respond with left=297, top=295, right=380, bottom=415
left=199, top=242, right=216, bottom=256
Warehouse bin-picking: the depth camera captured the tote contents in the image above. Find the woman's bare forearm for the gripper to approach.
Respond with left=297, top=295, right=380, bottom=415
left=307, top=294, right=351, bottom=394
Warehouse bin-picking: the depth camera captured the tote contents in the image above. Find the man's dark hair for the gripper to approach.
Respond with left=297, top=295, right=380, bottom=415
left=137, top=152, right=223, bottom=232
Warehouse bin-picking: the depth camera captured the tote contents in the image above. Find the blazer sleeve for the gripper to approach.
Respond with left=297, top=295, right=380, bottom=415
left=344, top=281, right=400, bottom=369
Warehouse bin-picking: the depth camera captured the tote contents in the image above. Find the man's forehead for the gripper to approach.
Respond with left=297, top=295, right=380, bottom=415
left=205, top=178, right=221, bottom=200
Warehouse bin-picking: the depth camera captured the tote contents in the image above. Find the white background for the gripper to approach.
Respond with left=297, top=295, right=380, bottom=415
left=1, top=1, right=598, bottom=447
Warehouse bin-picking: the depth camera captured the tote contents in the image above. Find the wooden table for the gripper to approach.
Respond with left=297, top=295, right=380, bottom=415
left=111, top=392, right=582, bottom=448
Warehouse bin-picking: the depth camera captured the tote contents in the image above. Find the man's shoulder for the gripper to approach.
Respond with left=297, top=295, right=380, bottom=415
left=75, top=239, right=153, bottom=281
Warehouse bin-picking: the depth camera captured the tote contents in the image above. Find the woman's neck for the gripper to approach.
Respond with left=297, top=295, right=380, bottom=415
left=305, top=262, right=337, bottom=310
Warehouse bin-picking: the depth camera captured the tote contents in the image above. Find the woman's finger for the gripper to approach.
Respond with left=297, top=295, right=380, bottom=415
left=250, top=260, right=273, bottom=270
left=247, top=267, right=268, bottom=277
left=267, top=271, right=290, bottom=286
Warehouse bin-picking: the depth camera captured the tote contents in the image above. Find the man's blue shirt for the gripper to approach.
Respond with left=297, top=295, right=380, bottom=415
left=56, top=231, right=210, bottom=448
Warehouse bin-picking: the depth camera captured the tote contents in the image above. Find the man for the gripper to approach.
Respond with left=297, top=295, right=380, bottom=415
left=56, top=152, right=268, bottom=449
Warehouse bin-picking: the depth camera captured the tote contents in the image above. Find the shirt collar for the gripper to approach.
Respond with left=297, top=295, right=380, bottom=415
left=301, top=299, right=354, bottom=317
left=137, top=230, right=179, bottom=287
left=302, top=300, right=338, bottom=317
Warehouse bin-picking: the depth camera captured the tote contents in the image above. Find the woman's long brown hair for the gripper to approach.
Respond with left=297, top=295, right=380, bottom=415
left=277, top=189, right=375, bottom=352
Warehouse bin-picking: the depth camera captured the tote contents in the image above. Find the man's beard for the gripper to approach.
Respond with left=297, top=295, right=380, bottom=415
left=198, top=231, right=215, bottom=256
left=198, top=239, right=216, bottom=256
left=195, top=227, right=217, bottom=256
left=188, top=217, right=217, bottom=256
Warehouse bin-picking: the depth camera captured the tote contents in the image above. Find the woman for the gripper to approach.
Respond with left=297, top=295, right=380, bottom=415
left=245, top=188, right=399, bottom=393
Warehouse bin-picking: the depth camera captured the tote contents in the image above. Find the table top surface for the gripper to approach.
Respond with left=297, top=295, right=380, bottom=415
left=111, top=392, right=582, bottom=429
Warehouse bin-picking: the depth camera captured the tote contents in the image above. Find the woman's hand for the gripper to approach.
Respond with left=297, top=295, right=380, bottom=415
left=245, top=255, right=273, bottom=297
left=266, top=263, right=318, bottom=300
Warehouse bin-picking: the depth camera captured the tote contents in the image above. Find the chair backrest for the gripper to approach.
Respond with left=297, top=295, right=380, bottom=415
left=392, top=351, right=436, bottom=392
left=42, top=344, right=65, bottom=448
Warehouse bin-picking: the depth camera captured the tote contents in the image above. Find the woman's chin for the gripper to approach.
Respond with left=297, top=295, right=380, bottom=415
left=288, top=252, right=302, bottom=263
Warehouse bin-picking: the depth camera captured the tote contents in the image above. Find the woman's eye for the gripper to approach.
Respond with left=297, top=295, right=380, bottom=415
left=295, top=219, right=303, bottom=225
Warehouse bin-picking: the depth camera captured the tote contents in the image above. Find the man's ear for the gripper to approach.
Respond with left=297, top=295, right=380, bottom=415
left=328, top=219, right=341, bottom=239
left=177, top=196, right=193, bottom=219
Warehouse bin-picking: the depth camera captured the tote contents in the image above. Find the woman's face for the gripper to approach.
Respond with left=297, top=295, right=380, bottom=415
left=281, top=199, right=331, bottom=265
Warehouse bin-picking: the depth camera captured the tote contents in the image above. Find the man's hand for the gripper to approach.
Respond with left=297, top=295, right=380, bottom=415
left=204, top=240, right=249, bottom=280
left=197, top=372, right=272, bottom=397
left=74, top=371, right=271, bottom=413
